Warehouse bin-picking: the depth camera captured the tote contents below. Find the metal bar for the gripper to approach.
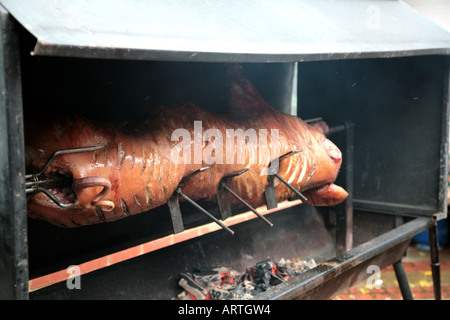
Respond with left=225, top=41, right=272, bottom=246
left=221, top=184, right=273, bottom=227
left=304, top=117, right=322, bottom=124
left=25, top=173, right=72, bottom=194
left=428, top=223, right=441, bottom=300
left=178, top=190, right=235, bottom=236
left=336, top=122, right=354, bottom=255
left=327, top=124, right=346, bottom=135
left=393, top=260, right=413, bottom=300
left=0, top=8, right=28, bottom=299
left=438, top=62, right=449, bottom=215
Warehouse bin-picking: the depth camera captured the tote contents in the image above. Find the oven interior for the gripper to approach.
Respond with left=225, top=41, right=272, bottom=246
left=20, top=42, right=448, bottom=299
left=0, top=0, right=448, bottom=300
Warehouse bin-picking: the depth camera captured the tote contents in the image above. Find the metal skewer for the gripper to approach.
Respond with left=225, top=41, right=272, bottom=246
left=220, top=183, right=273, bottom=227
left=264, top=149, right=307, bottom=209
left=168, top=166, right=235, bottom=235
left=273, top=173, right=308, bottom=202
left=178, top=189, right=234, bottom=235
left=216, top=168, right=273, bottom=227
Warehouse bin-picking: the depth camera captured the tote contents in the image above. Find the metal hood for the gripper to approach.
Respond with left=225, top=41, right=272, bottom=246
left=1, top=0, right=450, bottom=62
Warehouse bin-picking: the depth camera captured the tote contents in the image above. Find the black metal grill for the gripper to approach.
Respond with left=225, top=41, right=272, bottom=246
left=0, top=0, right=449, bottom=300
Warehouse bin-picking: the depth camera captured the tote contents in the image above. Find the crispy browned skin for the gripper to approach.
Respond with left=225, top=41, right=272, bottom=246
left=25, top=64, right=347, bottom=227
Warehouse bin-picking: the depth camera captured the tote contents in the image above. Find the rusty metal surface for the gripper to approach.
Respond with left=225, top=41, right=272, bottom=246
left=1, top=0, right=450, bottom=62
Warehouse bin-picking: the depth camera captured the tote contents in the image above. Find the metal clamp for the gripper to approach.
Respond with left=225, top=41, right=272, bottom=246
left=216, top=168, right=273, bottom=227
left=264, top=149, right=308, bottom=210
left=25, top=145, right=107, bottom=208
left=168, top=167, right=235, bottom=235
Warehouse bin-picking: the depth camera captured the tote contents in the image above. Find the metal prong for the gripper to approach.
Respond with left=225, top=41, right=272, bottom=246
left=35, top=187, right=75, bottom=209
left=222, top=168, right=249, bottom=179
left=274, top=173, right=308, bottom=202
left=37, top=145, right=107, bottom=175
left=180, top=166, right=210, bottom=184
left=216, top=168, right=249, bottom=220
left=26, top=145, right=108, bottom=208
left=278, top=149, right=302, bottom=160
left=178, top=190, right=235, bottom=236
left=263, top=149, right=307, bottom=208
left=221, top=183, right=273, bottom=227
left=168, top=166, right=234, bottom=235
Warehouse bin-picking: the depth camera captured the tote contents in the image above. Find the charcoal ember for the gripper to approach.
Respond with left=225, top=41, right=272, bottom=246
left=178, top=273, right=208, bottom=300
left=248, top=259, right=272, bottom=284
left=275, top=265, right=295, bottom=280
left=176, top=257, right=317, bottom=300
left=247, top=259, right=286, bottom=289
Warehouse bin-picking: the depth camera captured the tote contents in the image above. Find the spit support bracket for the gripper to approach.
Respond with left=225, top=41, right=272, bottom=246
left=25, top=145, right=107, bottom=208
left=323, top=121, right=355, bottom=255
left=216, top=168, right=273, bottom=227
left=263, top=149, right=307, bottom=210
left=168, top=166, right=235, bottom=236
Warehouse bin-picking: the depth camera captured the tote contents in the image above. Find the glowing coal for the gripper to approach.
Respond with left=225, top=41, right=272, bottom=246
left=176, top=258, right=317, bottom=300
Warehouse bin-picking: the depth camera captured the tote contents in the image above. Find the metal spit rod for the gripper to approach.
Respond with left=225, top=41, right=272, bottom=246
left=304, top=117, right=346, bottom=136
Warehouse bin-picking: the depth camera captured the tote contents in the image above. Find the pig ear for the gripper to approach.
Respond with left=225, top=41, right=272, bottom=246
left=323, top=139, right=342, bottom=162
left=303, top=183, right=349, bottom=206
left=226, top=64, right=274, bottom=117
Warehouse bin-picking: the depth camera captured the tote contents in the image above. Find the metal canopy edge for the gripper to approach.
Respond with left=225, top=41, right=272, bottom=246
left=1, top=0, right=450, bottom=62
